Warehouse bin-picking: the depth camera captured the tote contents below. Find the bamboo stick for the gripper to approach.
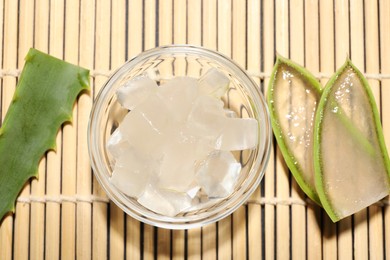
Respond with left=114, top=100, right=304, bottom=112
left=142, top=1, right=158, bottom=259
left=304, top=1, right=323, bottom=259
left=12, top=1, right=33, bottom=259
left=202, top=0, right=216, bottom=49
left=172, top=0, right=201, bottom=258
left=157, top=2, right=179, bottom=259
left=334, top=0, right=354, bottom=258
left=77, top=0, right=95, bottom=259
left=188, top=0, right=201, bottom=46
left=173, top=0, right=186, bottom=78
left=364, top=1, right=384, bottom=259
left=262, top=0, right=275, bottom=258
left=157, top=228, right=170, bottom=260
left=232, top=1, right=247, bottom=259
left=61, top=0, right=80, bottom=258
left=231, top=0, right=248, bottom=258
left=379, top=0, right=390, bottom=259
left=127, top=217, right=141, bottom=260
left=246, top=0, right=262, bottom=259
left=109, top=1, right=126, bottom=259
left=319, top=0, right=337, bottom=257
left=275, top=0, right=291, bottom=258
left=289, top=1, right=306, bottom=259
left=126, top=1, right=143, bottom=259
left=200, top=1, right=218, bottom=259
left=202, top=224, right=217, bottom=259
left=349, top=1, right=369, bottom=259
left=217, top=0, right=231, bottom=57
left=159, top=0, right=173, bottom=47
left=144, top=0, right=156, bottom=51
left=188, top=228, right=201, bottom=260
left=0, top=0, right=16, bottom=259
left=173, top=0, right=186, bottom=45
left=143, top=224, right=155, bottom=260
left=172, top=229, right=185, bottom=260
left=30, top=1, right=50, bottom=258
left=45, top=1, right=65, bottom=259
left=92, top=0, right=111, bottom=259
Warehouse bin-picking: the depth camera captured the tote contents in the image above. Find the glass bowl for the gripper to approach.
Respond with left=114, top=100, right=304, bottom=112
left=88, top=45, right=272, bottom=229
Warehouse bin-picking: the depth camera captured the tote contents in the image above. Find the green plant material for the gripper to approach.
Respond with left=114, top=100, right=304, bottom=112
left=0, top=48, right=89, bottom=222
left=267, top=55, right=322, bottom=205
left=314, top=59, right=390, bottom=222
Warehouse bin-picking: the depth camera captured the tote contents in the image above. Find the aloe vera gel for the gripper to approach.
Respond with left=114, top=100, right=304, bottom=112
left=314, top=60, right=390, bottom=221
left=268, top=56, right=390, bottom=222
left=107, top=69, right=259, bottom=216
left=268, top=56, right=322, bottom=204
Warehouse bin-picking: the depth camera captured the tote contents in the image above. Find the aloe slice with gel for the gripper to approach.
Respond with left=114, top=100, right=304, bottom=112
left=314, top=59, right=390, bottom=222
left=267, top=56, right=322, bottom=205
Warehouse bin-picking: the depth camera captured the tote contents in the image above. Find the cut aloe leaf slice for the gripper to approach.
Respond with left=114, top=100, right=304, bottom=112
left=314, top=59, right=390, bottom=222
left=267, top=55, right=322, bottom=205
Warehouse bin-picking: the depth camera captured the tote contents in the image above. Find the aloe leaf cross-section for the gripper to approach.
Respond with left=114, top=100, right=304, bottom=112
left=314, top=59, right=390, bottom=222
left=267, top=56, right=322, bottom=205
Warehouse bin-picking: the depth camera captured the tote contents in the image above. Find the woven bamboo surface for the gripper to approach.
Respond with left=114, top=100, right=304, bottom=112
left=0, top=0, right=389, bottom=259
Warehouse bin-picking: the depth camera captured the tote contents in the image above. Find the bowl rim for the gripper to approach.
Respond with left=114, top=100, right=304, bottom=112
left=88, top=44, right=272, bottom=229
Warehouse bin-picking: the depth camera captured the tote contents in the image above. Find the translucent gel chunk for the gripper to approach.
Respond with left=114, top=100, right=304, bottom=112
left=116, top=75, right=158, bottom=110
left=157, top=76, right=199, bottom=122
left=106, top=128, right=131, bottom=158
left=218, top=118, right=258, bottom=151
left=110, top=150, right=156, bottom=198
left=199, top=68, right=230, bottom=98
left=196, top=151, right=242, bottom=198
left=137, top=184, right=192, bottom=216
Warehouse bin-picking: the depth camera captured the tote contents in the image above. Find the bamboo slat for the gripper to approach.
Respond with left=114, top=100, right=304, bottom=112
left=247, top=1, right=262, bottom=259
left=319, top=2, right=338, bottom=259
left=13, top=1, right=33, bottom=259
left=61, top=0, right=80, bottom=258
left=262, top=0, right=275, bottom=259
left=216, top=2, right=233, bottom=259
left=45, top=1, right=65, bottom=259
left=379, top=0, right=390, bottom=259
left=110, top=1, right=126, bottom=259
left=30, top=1, right=49, bottom=258
left=275, top=1, right=291, bottom=258
left=350, top=1, right=369, bottom=260
left=126, top=1, right=143, bottom=258
left=289, top=1, right=306, bottom=259
left=335, top=1, right=353, bottom=257
left=93, top=1, right=110, bottom=259
left=77, top=0, right=94, bottom=259
left=304, top=1, right=322, bottom=259
left=365, top=1, right=384, bottom=259
left=0, top=1, right=389, bottom=259
left=0, top=1, right=17, bottom=259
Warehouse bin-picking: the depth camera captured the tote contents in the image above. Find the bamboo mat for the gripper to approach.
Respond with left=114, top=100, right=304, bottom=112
left=0, top=0, right=389, bottom=259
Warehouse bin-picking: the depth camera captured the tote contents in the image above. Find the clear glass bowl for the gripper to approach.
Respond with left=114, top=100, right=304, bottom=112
left=88, top=45, right=272, bottom=229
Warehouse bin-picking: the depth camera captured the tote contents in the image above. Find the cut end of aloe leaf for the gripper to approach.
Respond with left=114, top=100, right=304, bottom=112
left=268, top=56, right=322, bottom=205
left=314, top=60, right=390, bottom=222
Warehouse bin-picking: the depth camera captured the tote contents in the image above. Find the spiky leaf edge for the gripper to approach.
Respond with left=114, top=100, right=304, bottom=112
left=0, top=48, right=90, bottom=223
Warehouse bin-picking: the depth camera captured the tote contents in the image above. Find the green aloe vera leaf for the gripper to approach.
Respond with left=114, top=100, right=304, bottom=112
left=267, top=55, right=322, bottom=205
left=314, top=59, right=390, bottom=222
left=0, top=48, right=89, bottom=222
